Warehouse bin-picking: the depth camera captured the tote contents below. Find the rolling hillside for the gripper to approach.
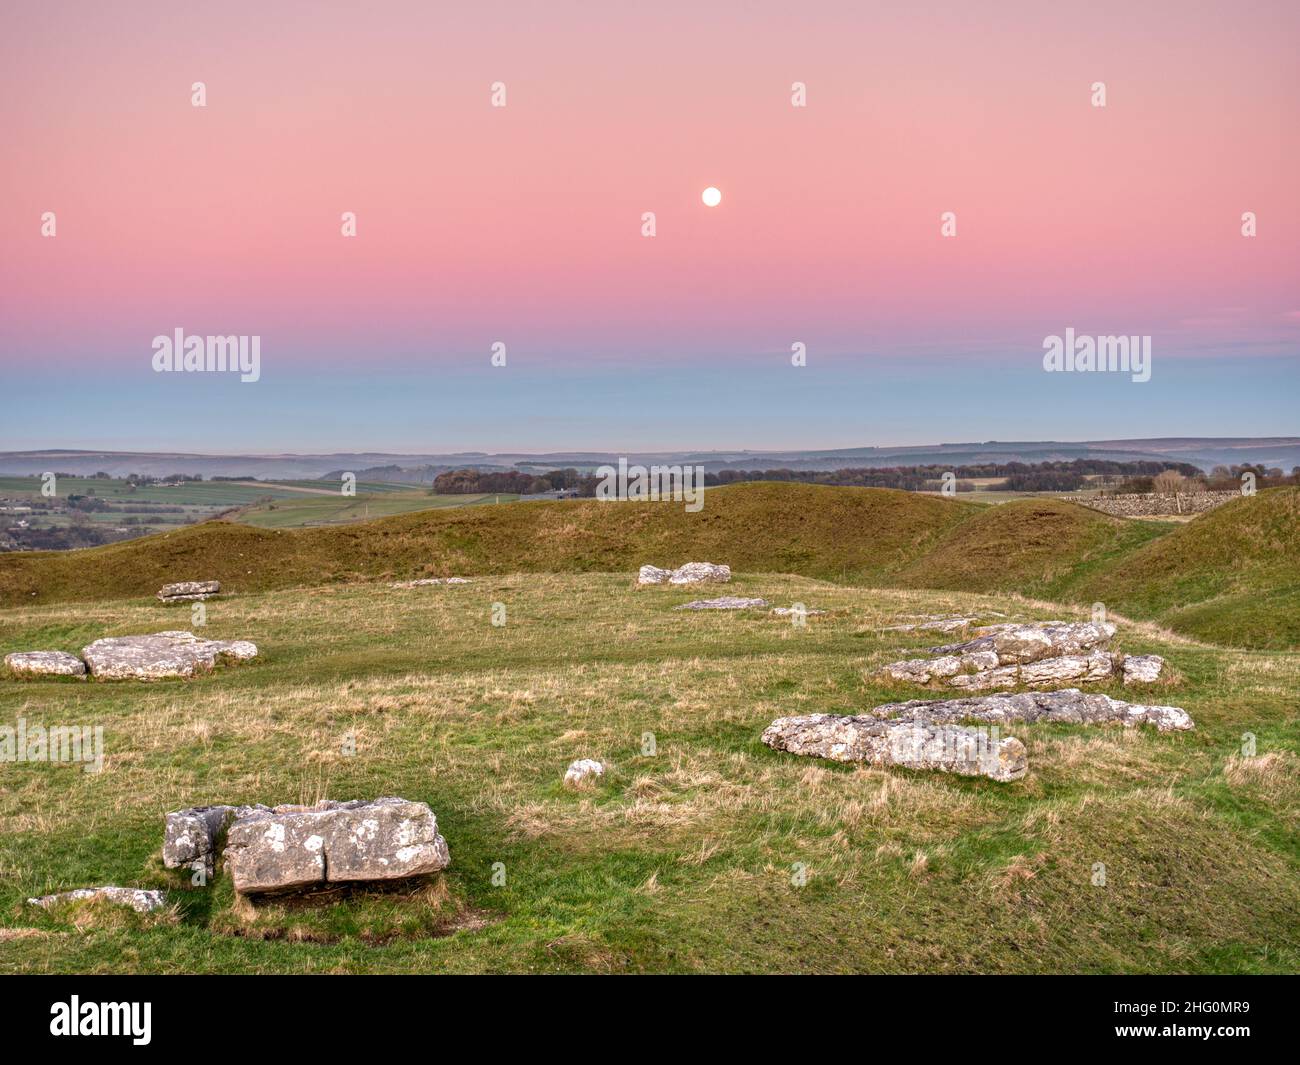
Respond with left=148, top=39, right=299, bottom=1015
left=1075, top=488, right=1300, bottom=649
left=1, top=482, right=1295, bottom=648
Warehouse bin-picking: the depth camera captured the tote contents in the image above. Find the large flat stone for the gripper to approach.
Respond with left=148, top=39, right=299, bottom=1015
left=675, top=596, right=769, bottom=611
left=872, top=688, right=1194, bottom=733
left=763, top=688, right=1193, bottom=782
left=4, top=651, right=87, bottom=678
left=157, top=580, right=221, bottom=602
left=27, top=886, right=166, bottom=913
left=222, top=798, right=450, bottom=896
left=929, top=621, right=1117, bottom=665
left=81, top=631, right=257, bottom=680
left=762, top=714, right=1027, bottom=782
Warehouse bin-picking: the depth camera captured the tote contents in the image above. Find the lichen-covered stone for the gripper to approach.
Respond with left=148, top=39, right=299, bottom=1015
left=163, top=804, right=272, bottom=875
left=4, top=651, right=87, bottom=678
left=930, top=621, right=1117, bottom=665
left=872, top=688, right=1194, bottom=733
left=1122, top=654, right=1166, bottom=685
left=762, top=688, right=1193, bottom=782
left=879, top=621, right=1135, bottom=691
left=81, top=631, right=257, bottom=680
left=762, top=714, right=1027, bottom=782
left=157, top=580, right=221, bottom=602
left=668, top=562, right=731, bottom=585
left=636, top=565, right=673, bottom=585
left=675, top=596, right=769, bottom=611
left=222, top=798, right=450, bottom=895
left=390, top=577, right=471, bottom=588
left=27, top=886, right=166, bottom=913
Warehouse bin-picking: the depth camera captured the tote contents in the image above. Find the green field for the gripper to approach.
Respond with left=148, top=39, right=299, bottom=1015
left=0, top=475, right=520, bottom=539
left=0, top=572, right=1295, bottom=973
left=235, top=491, right=519, bottom=528
left=0, top=483, right=1296, bottom=972
left=2, top=482, right=1295, bottom=649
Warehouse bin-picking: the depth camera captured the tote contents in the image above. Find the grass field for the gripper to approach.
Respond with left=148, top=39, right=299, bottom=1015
left=0, top=474, right=522, bottom=538
left=3, top=482, right=1296, bottom=650
left=0, top=572, right=1296, bottom=973
left=234, top=491, right=518, bottom=528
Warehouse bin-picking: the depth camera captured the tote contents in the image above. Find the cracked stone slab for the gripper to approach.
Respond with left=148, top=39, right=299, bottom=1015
left=872, top=688, right=1194, bottom=733
left=763, top=688, right=1192, bottom=782
left=4, top=651, right=87, bottom=678
left=222, top=798, right=450, bottom=895
left=28, top=886, right=166, bottom=913
left=675, top=596, right=769, bottom=611
left=163, top=804, right=273, bottom=876
left=1121, top=655, right=1166, bottom=685
left=81, top=631, right=258, bottom=680
left=771, top=606, right=827, bottom=617
left=762, top=714, right=1028, bottom=782
left=877, top=621, right=1165, bottom=692
left=157, top=580, right=221, bottom=602
left=928, top=621, right=1117, bottom=665
left=390, top=577, right=472, bottom=588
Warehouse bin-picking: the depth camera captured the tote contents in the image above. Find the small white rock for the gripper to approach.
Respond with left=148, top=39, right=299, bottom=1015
left=564, top=759, right=605, bottom=787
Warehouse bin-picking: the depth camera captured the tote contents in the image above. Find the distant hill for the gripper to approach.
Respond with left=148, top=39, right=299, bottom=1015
left=2, top=438, right=1297, bottom=479
left=2, top=481, right=1296, bottom=649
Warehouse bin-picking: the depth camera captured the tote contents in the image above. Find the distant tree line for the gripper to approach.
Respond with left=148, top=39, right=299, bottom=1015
left=1114, top=464, right=1300, bottom=495
left=433, top=467, right=597, bottom=495
left=704, top=459, right=1203, bottom=493
left=432, top=459, right=1223, bottom=496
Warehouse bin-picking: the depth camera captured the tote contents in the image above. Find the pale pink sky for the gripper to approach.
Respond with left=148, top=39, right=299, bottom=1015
left=1, top=2, right=1297, bottom=450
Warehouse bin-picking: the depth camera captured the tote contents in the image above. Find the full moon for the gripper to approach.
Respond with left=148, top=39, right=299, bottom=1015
left=701, top=186, right=722, bottom=207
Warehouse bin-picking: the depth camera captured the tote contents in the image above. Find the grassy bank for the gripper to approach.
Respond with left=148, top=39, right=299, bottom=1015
left=0, top=574, right=1296, bottom=973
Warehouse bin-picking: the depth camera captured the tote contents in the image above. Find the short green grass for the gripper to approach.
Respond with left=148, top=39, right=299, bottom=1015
left=235, top=491, right=517, bottom=528
left=1, top=574, right=1295, bottom=973
left=4, top=482, right=1295, bottom=649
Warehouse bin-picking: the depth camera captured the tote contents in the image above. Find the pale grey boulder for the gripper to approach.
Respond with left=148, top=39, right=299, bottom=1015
left=157, top=580, right=221, bottom=603
left=872, top=689, right=1194, bottom=733
left=1122, top=654, right=1166, bottom=685
left=4, top=651, right=87, bottom=678
left=28, top=886, right=166, bottom=913
left=945, top=664, right=1024, bottom=691
left=762, top=714, right=1027, bottom=782
left=163, top=804, right=272, bottom=875
left=676, top=596, right=769, bottom=611
left=636, top=565, right=673, bottom=585
left=668, top=562, right=731, bottom=585
left=223, top=798, right=450, bottom=896
left=771, top=606, right=827, bottom=617
left=639, top=561, right=732, bottom=585
left=880, top=621, right=1133, bottom=691
left=881, top=651, right=999, bottom=685
left=81, top=631, right=257, bottom=680
left=1018, top=652, right=1117, bottom=686
left=929, top=621, right=1117, bottom=665
left=763, top=688, right=1192, bottom=782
